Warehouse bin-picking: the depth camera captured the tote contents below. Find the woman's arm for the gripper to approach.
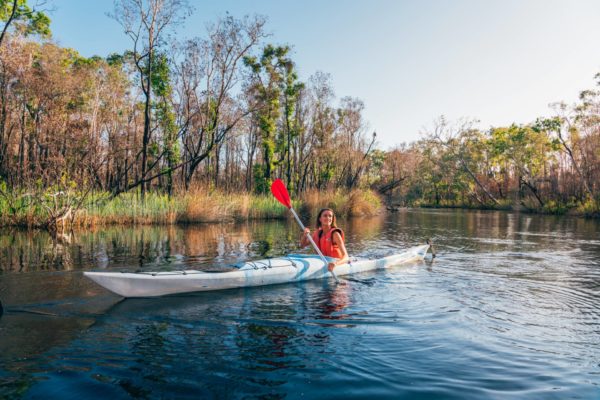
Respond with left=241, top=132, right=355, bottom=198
left=328, top=231, right=349, bottom=271
left=299, top=227, right=311, bottom=248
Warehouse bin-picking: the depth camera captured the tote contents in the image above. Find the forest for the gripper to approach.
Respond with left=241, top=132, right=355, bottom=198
left=0, top=0, right=598, bottom=229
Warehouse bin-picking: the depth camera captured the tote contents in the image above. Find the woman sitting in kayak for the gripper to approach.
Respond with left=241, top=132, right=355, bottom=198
left=300, top=208, right=349, bottom=272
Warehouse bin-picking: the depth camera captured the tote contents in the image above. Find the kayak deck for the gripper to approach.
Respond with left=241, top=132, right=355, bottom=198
left=84, top=244, right=430, bottom=298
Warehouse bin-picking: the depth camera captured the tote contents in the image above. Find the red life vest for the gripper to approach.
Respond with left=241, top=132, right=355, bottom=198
left=312, top=228, right=345, bottom=259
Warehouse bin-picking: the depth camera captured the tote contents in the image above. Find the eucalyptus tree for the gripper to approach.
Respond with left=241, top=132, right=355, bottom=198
left=303, top=71, right=336, bottom=190
left=243, top=44, right=292, bottom=193
left=335, top=96, right=376, bottom=189
left=0, top=0, right=50, bottom=48
left=110, top=0, right=192, bottom=198
left=377, top=144, right=422, bottom=205
left=536, top=94, right=599, bottom=202
left=426, top=117, right=498, bottom=205
left=279, top=58, right=303, bottom=189
left=488, top=124, right=555, bottom=207
left=174, top=15, right=266, bottom=190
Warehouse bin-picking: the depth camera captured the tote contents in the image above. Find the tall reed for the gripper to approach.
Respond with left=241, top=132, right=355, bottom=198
left=299, top=188, right=382, bottom=219
left=0, top=187, right=383, bottom=228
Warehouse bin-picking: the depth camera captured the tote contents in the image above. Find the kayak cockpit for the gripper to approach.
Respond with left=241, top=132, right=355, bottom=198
left=233, top=254, right=336, bottom=271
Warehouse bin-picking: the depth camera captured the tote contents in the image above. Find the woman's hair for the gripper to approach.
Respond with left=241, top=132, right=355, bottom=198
left=316, top=208, right=337, bottom=229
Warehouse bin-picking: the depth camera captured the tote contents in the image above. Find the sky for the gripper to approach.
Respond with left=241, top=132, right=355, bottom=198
left=47, top=0, right=600, bottom=149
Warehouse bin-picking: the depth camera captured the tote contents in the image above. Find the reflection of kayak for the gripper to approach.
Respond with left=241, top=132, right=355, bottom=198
left=84, top=244, right=430, bottom=298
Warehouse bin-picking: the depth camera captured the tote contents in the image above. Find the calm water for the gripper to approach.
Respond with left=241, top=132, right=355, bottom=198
left=0, top=209, right=599, bottom=399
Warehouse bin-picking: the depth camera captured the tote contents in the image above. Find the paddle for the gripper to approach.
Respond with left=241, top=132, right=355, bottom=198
left=271, top=179, right=340, bottom=283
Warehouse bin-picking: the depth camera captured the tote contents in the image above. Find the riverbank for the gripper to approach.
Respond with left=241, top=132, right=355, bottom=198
left=413, top=197, right=600, bottom=218
left=0, top=188, right=383, bottom=229
left=2, top=187, right=597, bottom=230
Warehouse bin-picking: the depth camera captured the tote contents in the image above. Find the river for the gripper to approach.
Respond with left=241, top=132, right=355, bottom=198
left=0, top=209, right=599, bottom=399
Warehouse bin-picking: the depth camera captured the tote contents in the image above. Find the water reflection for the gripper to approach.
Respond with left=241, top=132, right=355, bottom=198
left=0, top=229, right=75, bottom=272
left=12, top=282, right=358, bottom=398
left=314, top=282, right=352, bottom=325
left=1, top=210, right=599, bottom=398
left=0, top=222, right=287, bottom=275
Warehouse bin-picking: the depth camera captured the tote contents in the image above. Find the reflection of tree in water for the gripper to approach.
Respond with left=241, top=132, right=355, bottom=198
left=0, top=221, right=291, bottom=274
left=345, top=214, right=385, bottom=241
left=0, top=229, right=75, bottom=273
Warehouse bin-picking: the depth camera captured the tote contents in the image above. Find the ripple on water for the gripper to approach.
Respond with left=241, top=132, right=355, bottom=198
left=1, top=211, right=600, bottom=399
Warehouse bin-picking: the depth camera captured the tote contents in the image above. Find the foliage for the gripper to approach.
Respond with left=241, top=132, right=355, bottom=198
left=1, top=6, right=600, bottom=229
left=244, top=44, right=292, bottom=191
left=0, top=0, right=51, bottom=43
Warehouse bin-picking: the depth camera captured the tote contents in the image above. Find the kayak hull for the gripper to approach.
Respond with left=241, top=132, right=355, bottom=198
left=84, top=244, right=430, bottom=298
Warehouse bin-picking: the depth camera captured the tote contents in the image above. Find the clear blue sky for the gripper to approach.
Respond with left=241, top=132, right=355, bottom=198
left=49, top=0, right=600, bottom=149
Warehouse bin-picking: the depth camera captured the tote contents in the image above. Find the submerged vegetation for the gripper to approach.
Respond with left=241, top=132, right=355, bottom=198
left=0, top=0, right=598, bottom=231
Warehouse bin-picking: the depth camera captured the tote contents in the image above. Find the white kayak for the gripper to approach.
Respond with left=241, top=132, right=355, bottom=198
left=84, top=244, right=430, bottom=298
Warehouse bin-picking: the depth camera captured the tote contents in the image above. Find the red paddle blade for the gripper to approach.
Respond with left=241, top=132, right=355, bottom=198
left=271, top=179, right=292, bottom=209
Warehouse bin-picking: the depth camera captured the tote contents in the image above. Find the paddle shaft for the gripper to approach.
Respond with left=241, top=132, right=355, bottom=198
left=289, top=207, right=340, bottom=283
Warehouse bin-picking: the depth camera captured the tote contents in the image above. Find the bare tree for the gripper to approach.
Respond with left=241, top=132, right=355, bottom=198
left=110, top=0, right=192, bottom=198
left=174, top=14, right=266, bottom=190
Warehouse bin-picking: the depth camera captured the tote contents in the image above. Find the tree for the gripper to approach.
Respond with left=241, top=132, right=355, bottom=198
left=110, top=0, right=191, bottom=198
left=426, top=117, right=499, bottom=205
left=279, top=58, right=303, bottom=188
left=175, top=14, right=266, bottom=190
left=335, top=97, right=375, bottom=189
left=537, top=105, right=596, bottom=200
left=244, top=44, right=291, bottom=192
left=489, top=124, right=555, bottom=207
left=376, top=144, right=422, bottom=205
left=152, top=53, right=177, bottom=196
left=0, top=0, right=50, bottom=48
left=303, top=71, right=336, bottom=190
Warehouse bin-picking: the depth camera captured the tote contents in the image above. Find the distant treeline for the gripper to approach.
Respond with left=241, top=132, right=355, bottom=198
left=388, top=109, right=599, bottom=216
left=0, top=0, right=598, bottom=226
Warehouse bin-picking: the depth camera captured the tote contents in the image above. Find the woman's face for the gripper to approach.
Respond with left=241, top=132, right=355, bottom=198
left=319, top=210, right=334, bottom=227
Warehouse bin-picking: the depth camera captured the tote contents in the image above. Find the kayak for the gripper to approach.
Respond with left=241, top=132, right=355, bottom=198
left=84, top=244, right=430, bottom=298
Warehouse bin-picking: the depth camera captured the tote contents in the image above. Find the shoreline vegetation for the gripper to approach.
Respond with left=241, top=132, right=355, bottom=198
left=0, top=2, right=598, bottom=232
left=0, top=186, right=596, bottom=231
left=0, top=188, right=384, bottom=229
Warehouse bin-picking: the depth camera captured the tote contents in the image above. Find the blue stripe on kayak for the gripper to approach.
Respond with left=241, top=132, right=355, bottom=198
left=233, top=254, right=337, bottom=270
left=291, top=258, right=311, bottom=280
left=286, top=254, right=337, bottom=262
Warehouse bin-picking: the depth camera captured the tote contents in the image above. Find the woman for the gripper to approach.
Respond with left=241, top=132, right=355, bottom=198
left=300, top=208, right=349, bottom=272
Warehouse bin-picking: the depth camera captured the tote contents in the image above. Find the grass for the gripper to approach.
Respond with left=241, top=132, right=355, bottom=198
left=299, top=188, right=382, bottom=219
left=0, top=187, right=384, bottom=228
left=179, top=190, right=288, bottom=223
left=3, top=186, right=598, bottom=229
left=575, top=197, right=600, bottom=217
left=81, top=192, right=183, bottom=226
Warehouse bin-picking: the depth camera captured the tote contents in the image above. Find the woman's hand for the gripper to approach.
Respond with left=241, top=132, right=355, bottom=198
left=328, top=262, right=336, bottom=272
left=300, top=228, right=311, bottom=247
